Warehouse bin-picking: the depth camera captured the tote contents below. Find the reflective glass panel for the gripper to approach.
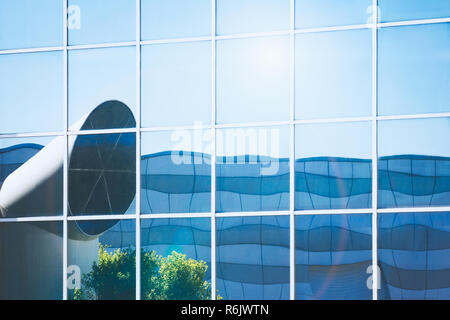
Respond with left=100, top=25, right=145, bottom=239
left=68, top=47, right=136, bottom=129
left=141, top=218, right=211, bottom=300
left=217, top=36, right=290, bottom=124
left=0, top=136, right=63, bottom=218
left=378, top=118, right=450, bottom=208
left=379, top=0, right=450, bottom=23
left=141, top=42, right=211, bottom=127
left=0, top=0, right=62, bottom=50
left=141, top=0, right=211, bottom=40
left=67, top=219, right=135, bottom=300
left=295, top=122, right=372, bottom=210
left=217, top=216, right=290, bottom=300
left=68, top=133, right=136, bottom=216
left=378, top=23, right=450, bottom=116
left=217, top=0, right=290, bottom=35
left=68, top=0, right=136, bottom=45
left=0, top=51, right=63, bottom=134
left=295, top=214, right=372, bottom=300
left=295, top=29, right=372, bottom=120
left=379, top=212, right=450, bottom=300
left=141, top=130, right=211, bottom=214
left=216, top=126, right=289, bottom=213
left=295, top=0, right=372, bottom=29
left=0, top=221, right=63, bottom=299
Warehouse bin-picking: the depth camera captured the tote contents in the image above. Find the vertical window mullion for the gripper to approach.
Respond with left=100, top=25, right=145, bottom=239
left=371, top=0, right=379, bottom=301
left=62, top=0, right=69, bottom=301
left=135, top=0, right=142, bottom=301
left=289, top=0, right=296, bottom=301
left=210, top=0, right=217, bottom=301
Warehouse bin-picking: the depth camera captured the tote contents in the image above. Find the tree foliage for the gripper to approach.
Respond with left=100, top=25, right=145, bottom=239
left=72, top=245, right=218, bottom=300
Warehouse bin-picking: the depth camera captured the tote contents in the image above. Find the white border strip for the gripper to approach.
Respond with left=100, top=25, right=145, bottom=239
left=1, top=16, right=448, bottom=56
left=141, top=36, right=211, bottom=46
left=2, top=207, right=448, bottom=224
left=378, top=17, right=450, bottom=28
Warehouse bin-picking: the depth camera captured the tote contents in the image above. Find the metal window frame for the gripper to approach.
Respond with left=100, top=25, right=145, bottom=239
left=0, top=0, right=448, bottom=301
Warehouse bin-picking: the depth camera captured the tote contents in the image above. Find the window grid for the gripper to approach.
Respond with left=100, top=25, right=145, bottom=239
left=0, top=0, right=448, bottom=301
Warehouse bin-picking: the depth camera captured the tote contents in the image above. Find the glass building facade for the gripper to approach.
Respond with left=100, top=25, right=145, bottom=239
left=0, top=1, right=449, bottom=300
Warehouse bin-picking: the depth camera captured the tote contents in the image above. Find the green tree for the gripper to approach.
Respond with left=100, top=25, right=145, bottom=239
left=146, top=251, right=211, bottom=300
left=72, top=245, right=218, bottom=300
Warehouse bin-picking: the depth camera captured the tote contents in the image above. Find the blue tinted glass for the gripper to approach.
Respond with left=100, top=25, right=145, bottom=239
left=295, top=0, right=373, bottom=29
left=379, top=212, right=450, bottom=300
left=141, top=0, right=211, bottom=40
left=217, top=36, right=290, bottom=124
left=141, top=42, right=211, bottom=127
left=379, top=0, right=450, bottom=23
left=69, top=133, right=136, bottom=216
left=0, top=0, right=62, bottom=50
left=141, top=218, right=211, bottom=300
left=0, top=136, right=63, bottom=218
left=0, top=52, right=63, bottom=134
left=68, top=46, right=136, bottom=129
left=216, top=126, right=290, bottom=213
left=68, top=219, right=136, bottom=300
left=0, top=221, right=62, bottom=299
left=378, top=118, right=450, bottom=208
left=217, top=0, right=290, bottom=35
left=141, top=130, right=211, bottom=214
left=295, top=122, right=372, bottom=210
left=68, top=0, right=136, bottom=45
left=378, top=23, right=450, bottom=116
left=295, top=214, right=372, bottom=300
left=217, top=216, right=290, bottom=300
left=295, top=29, right=372, bottom=120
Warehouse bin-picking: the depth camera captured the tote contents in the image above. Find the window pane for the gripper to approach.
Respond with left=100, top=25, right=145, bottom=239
left=68, top=133, right=136, bottom=216
left=0, top=52, right=63, bottom=134
left=217, top=216, right=290, bottom=300
left=0, top=136, right=63, bottom=218
left=141, top=218, right=211, bottom=300
left=379, top=212, right=450, bottom=300
left=0, top=221, right=62, bottom=299
left=295, top=0, right=372, bottom=29
left=68, top=219, right=136, bottom=300
left=295, top=214, right=372, bottom=300
left=295, top=29, right=372, bottom=120
left=68, top=47, right=136, bottom=129
left=68, top=0, right=136, bottom=45
left=217, top=0, right=290, bottom=35
left=295, top=122, right=372, bottom=210
left=378, top=23, right=450, bottom=116
left=141, top=130, right=211, bottom=214
left=379, top=0, right=450, bottom=23
left=378, top=118, right=450, bottom=208
left=216, top=126, right=289, bottom=213
left=141, top=42, right=211, bottom=127
left=141, top=0, right=211, bottom=40
left=217, top=36, right=290, bottom=124
left=0, top=0, right=62, bottom=50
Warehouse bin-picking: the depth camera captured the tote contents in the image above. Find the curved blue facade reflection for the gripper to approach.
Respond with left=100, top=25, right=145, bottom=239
left=295, top=214, right=372, bottom=300
left=295, top=157, right=372, bottom=210
left=1, top=145, right=450, bottom=299
left=379, top=155, right=450, bottom=208
left=379, top=212, right=450, bottom=300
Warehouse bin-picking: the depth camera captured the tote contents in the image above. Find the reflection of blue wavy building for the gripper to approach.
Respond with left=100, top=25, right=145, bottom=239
left=1, top=145, right=449, bottom=299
